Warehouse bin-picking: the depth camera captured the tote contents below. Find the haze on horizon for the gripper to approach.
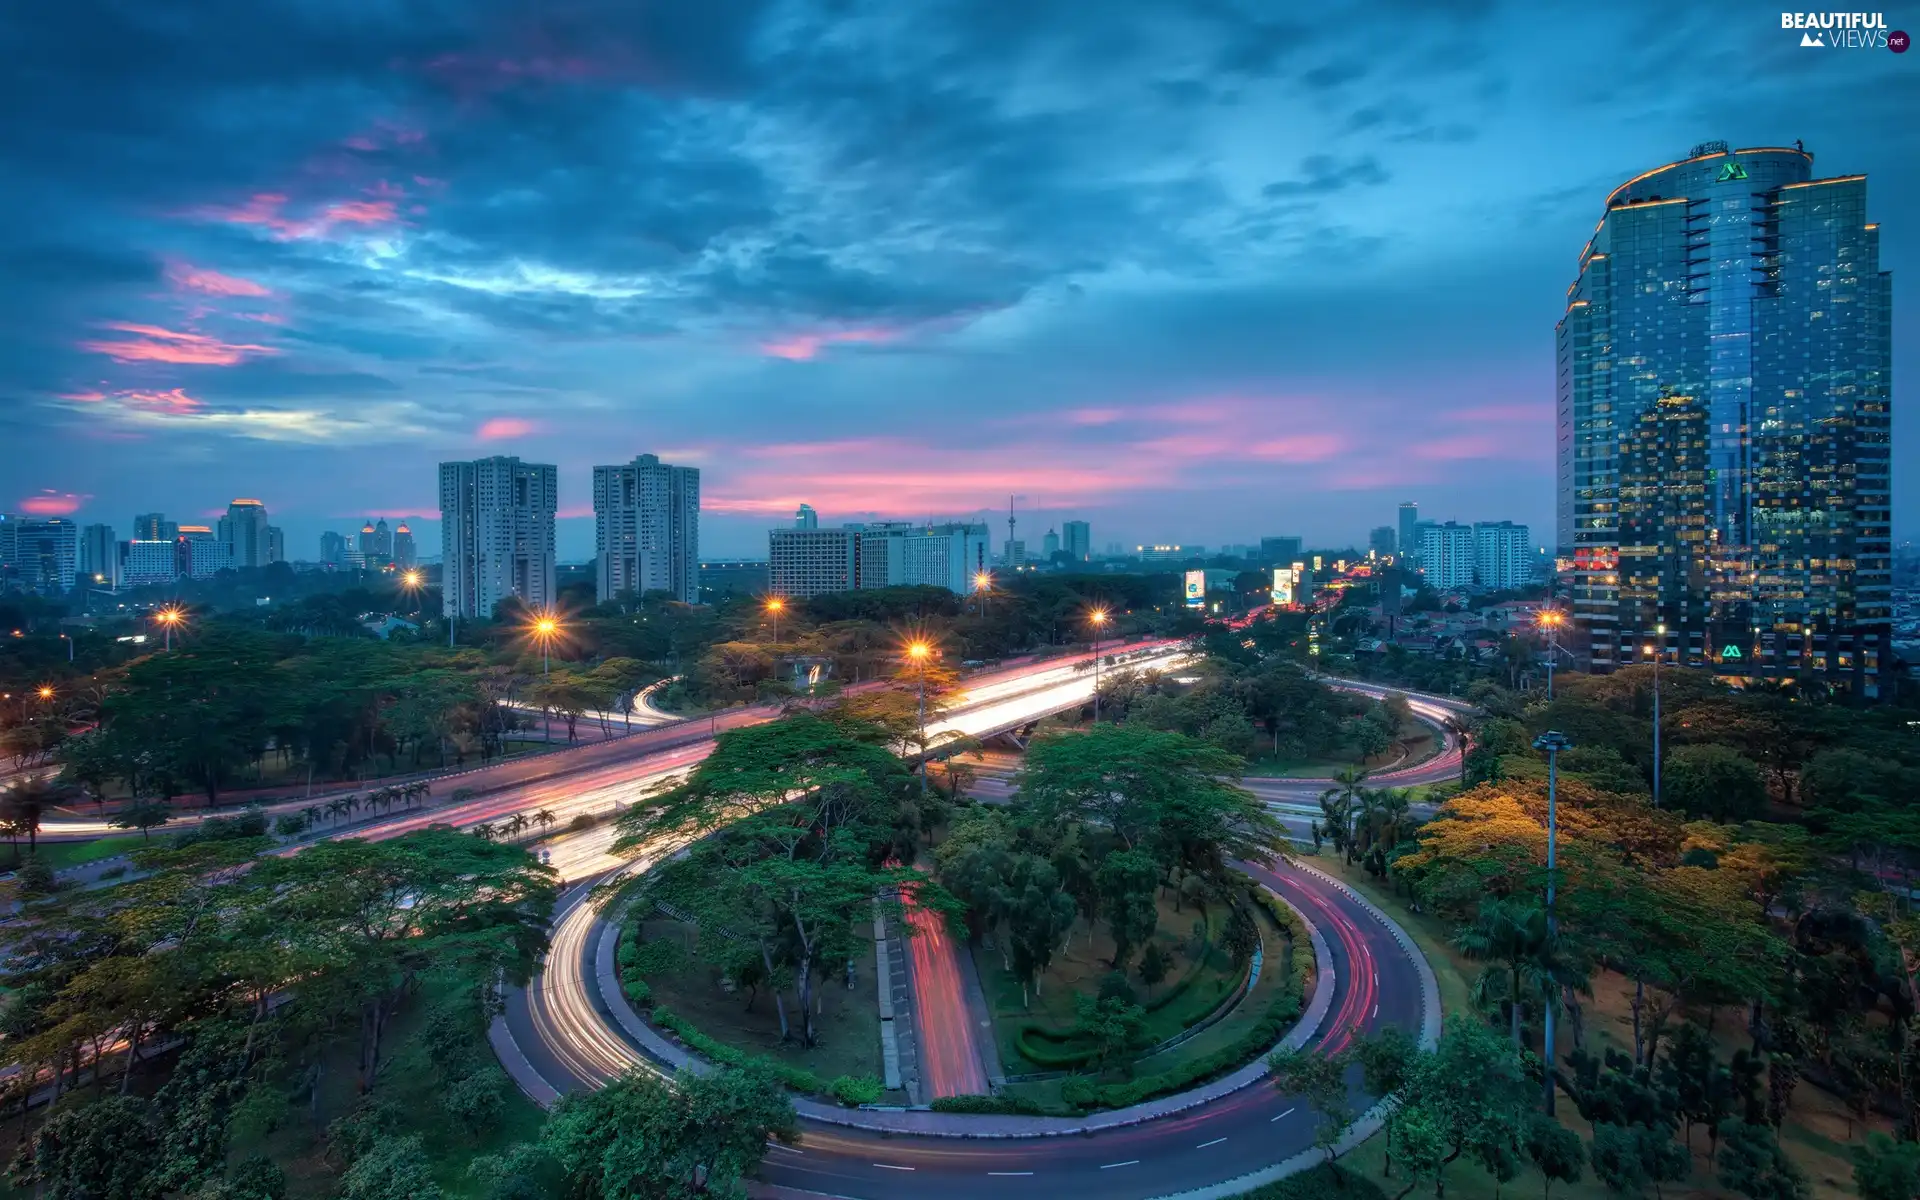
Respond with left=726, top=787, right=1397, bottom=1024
left=2, top=0, right=1913, bottom=559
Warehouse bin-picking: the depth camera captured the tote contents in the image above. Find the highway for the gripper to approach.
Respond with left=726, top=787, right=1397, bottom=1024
left=494, top=657, right=1450, bottom=1200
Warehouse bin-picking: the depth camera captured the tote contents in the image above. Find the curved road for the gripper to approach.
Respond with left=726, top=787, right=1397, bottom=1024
left=501, top=855, right=1424, bottom=1199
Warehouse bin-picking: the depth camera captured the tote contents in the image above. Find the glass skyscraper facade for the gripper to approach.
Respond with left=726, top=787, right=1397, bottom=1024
left=1556, top=142, right=1892, bottom=696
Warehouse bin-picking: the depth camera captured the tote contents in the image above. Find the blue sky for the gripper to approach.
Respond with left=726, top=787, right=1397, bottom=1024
left=3, top=0, right=1914, bottom=560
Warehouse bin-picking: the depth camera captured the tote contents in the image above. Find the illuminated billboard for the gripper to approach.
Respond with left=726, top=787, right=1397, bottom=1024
left=1271, top=567, right=1294, bottom=606
left=1184, top=569, right=1206, bottom=608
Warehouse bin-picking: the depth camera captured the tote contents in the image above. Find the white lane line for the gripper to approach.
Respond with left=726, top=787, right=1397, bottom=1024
left=1372, top=1003, right=1380, bottom=1019
left=988, top=1171, right=1035, bottom=1176
left=1100, top=1160, right=1140, bottom=1170
left=1198, top=1137, right=1227, bottom=1149
left=873, top=1164, right=915, bottom=1171
left=767, top=1142, right=803, bottom=1153
left=1271, top=1107, right=1297, bottom=1123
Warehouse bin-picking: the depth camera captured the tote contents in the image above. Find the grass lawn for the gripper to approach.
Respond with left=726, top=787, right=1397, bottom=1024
left=634, top=915, right=890, bottom=1095
left=11, top=834, right=145, bottom=872
left=974, top=889, right=1243, bottom=1073
left=1306, top=849, right=1874, bottom=1200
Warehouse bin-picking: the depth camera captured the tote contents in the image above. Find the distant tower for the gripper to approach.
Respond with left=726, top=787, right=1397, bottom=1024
left=795, top=503, right=818, bottom=530
left=393, top=523, right=416, bottom=569
left=1004, top=495, right=1018, bottom=567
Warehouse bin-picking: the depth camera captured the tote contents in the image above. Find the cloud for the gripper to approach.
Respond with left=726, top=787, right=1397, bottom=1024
left=165, top=261, right=272, bottom=297
left=477, top=417, right=537, bottom=440
left=1262, top=155, right=1391, bottom=198
left=76, top=323, right=279, bottom=366
left=759, top=327, right=901, bottom=361
left=18, top=490, right=85, bottom=516
left=191, top=192, right=402, bottom=242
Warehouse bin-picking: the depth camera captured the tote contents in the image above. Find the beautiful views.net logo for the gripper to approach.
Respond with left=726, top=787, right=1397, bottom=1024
left=1780, top=11, right=1907, bottom=50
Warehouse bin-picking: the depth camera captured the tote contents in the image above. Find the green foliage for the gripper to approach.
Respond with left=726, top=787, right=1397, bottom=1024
left=1060, top=982, right=1305, bottom=1111
left=1523, top=1114, right=1586, bottom=1199
left=1715, top=1119, right=1808, bottom=1200
left=15, top=855, right=55, bottom=896
left=12, top=1095, right=167, bottom=1200
left=441, top=1064, right=511, bottom=1132
left=542, top=1066, right=796, bottom=1200
left=1852, top=1132, right=1920, bottom=1200
left=826, top=1074, right=884, bottom=1106
left=339, top=1135, right=442, bottom=1200
left=1268, top=1046, right=1355, bottom=1161
left=1231, top=1164, right=1389, bottom=1199
left=1663, top=743, right=1766, bottom=822
left=1588, top=1121, right=1690, bottom=1197
left=1073, top=992, right=1148, bottom=1069
left=928, top=1093, right=1046, bottom=1115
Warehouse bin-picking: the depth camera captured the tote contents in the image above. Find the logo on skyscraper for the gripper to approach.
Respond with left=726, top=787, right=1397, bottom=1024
left=1781, top=12, right=1896, bottom=48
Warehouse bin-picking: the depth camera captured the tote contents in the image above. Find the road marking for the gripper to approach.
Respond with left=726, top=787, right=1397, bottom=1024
left=1271, top=1107, right=1297, bottom=1122
left=1372, top=1003, right=1380, bottom=1019
left=1100, top=1160, right=1140, bottom=1170
left=767, top=1142, right=803, bottom=1153
left=1198, top=1137, right=1227, bottom=1149
left=988, top=1171, right=1035, bottom=1176
left=873, top=1163, right=915, bottom=1171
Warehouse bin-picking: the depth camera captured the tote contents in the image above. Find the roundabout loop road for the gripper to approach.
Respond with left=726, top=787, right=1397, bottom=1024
left=491, top=668, right=1459, bottom=1199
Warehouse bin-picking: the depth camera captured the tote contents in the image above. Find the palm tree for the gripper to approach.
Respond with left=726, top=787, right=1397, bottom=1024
left=472, top=822, right=497, bottom=841
left=534, top=808, right=556, bottom=833
left=1319, top=767, right=1369, bottom=864
left=302, top=805, right=323, bottom=830
left=1454, top=896, right=1550, bottom=1048
left=506, top=812, right=530, bottom=839
left=1443, top=714, right=1477, bottom=786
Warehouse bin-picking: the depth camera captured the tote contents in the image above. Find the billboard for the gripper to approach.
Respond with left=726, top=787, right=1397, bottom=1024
left=1184, top=569, right=1206, bottom=608
left=1271, top=567, right=1295, bottom=606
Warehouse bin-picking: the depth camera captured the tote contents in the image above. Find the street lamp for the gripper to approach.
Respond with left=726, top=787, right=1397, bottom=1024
left=1649, top=623, right=1665, bottom=808
left=906, top=640, right=932, bottom=801
left=765, top=597, right=786, bottom=644
left=155, top=606, right=185, bottom=652
left=529, top=612, right=561, bottom=676
left=1532, top=728, right=1574, bottom=1114
left=973, top=571, right=993, bottom=618
left=1536, top=609, right=1566, bottom=699
left=1088, top=607, right=1110, bottom=722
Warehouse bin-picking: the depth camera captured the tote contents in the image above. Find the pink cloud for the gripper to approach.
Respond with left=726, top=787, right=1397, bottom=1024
left=59, top=389, right=107, bottom=402
left=477, top=417, right=536, bottom=440
left=165, top=261, right=272, bottom=297
left=77, top=323, right=277, bottom=366
left=759, top=327, right=900, bottom=361
left=18, top=491, right=85, bottom=516
left=60, top=387, right=204, bottom=414
left=1247, top=433, right=1346, bottom=462
left=192, top=190, right=403, bottom=241
left=1067, top=407, right=1124, bottom=426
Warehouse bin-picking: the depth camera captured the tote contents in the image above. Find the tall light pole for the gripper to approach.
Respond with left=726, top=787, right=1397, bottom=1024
left=532, top=614, right=560, bottom=676
left=1088, top=607, right=1110, bottom=722
left=155, top=607, right=184, bottom=652
left=1537, top=609, right=1565, bottom=699
left=973, top=571, right=992, bottom=618
left=1532, top=729, right=1574, bottom=1114
left=766, top=597, right=786, bottom=644
left=907, top=640, right=932, bottom=801
left=1649, top=622, right=1665, bottom=808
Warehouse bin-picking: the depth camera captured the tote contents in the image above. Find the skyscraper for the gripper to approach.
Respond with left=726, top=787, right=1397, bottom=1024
left=79, top=523, right=118, bottom=587
left=439, top=456, right=558, bottom=619
left=593, top=453, right=701, bottom=604
left=133, top=512, right=177, bottom=542
left=4, top=517, right=77, bottom=594
left=393, top=523, right=416, bottom=569
left=1557, top=141, right=1892, bottom=694
left=320, top=531, right=348, bottom=567
left=374, top=518, right=393, bottom=561
left=1062, top=520, right=1091, bottom=562
left=1369, top=526, right=1396, bottom=557
left=358, top=521, right=379, bottom=562
left=265, top=525, right=285, bottom=565
left=217, top=499, right=272, bottom=569
left=1397, top=503, right=1419, bottom=562
left=1041, top=528, right=1061, bottom=561
left=1471, top=521, right=1532, bottom=591
left=1418, top=522, right=1476, bottom=591
left=795, top=503, right=819, bottom=530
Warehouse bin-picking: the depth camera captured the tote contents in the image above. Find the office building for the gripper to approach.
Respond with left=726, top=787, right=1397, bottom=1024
left=1397, top=503, right=1419, bottom=562
left=175, top=526, right=228, bottom=579
left=1259, top=536, right=1303, bottom=565
left=1472, top=521, right=1533, bottom=591
left=358, top=521, right=379, bottom=562
left=1, top=517, right=78, bottom=594
left=79, top=523, right=118, bottom=587
left=593, top=453, right=701, bottom=604
left=1369, top=526, right=1396, bottom=557
left=1041, top=528, right=1061, bottom=561
left=123, top=540, right=178, bottom=587
left=266, top=526, right=285, bottom=565
left=1418, top=522, right=1476, bottom=590
left=216, top=499, right=273, bottom=569
left=1002, top=538, right=1026, bottom=568
left=320, top=531, right=348, bottom=567
left=393, top=523, right=416, bottom=569
left=699, top=560, right=770, bottom=602
left=439, top=456, right=558, bottom=619
left=1137, top=544, right=1187, bottom=564
left=133, top=513, right=176, bottom=542
left=795, top=504, right=819, bottom=530
left=373, top=519, right=393, bottom=561
left=770, top=527, right=859, bottom=598
left=1063, top=520, right=1091, bottom=563
left=769, top=521, right=988, bottom=599
left=1557, top=141, right=1892, bottom=692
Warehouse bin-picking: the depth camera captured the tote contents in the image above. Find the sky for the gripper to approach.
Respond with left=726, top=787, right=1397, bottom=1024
left=3, top=0, right=1915, bottom=561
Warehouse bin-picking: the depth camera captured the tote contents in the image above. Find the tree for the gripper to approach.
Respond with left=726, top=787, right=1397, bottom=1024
left=1853, top=1133, right=1920, bottom=1200
left=1138, top=942, right=1171, bottom=995
left=13, top=1095, right=167, bottom=1200
left=340, top=1135, right=441, bottom=1200
left=1715, top=1119, right=1807, bottom=1200
left=1588, top=1122, right=1689, bottom=1198
left=1097, top=849, right=1161, bottom=968
left=1524, top=1114, right=1586, bottom=1200
left=1269, top=1047, right=1355, bottom=1163
left=1074, top=992, right=1147, bottom=1070
left=542, top=1066, right=796, bottom=1199
left=1372, top=1016, right=1537, bottom=1195
left=1444, top=714, right=1478, bottom=786
left=113, top=798, right=174, bottom=841
left=1454, top=897, right=1551, bottom=1049
left=1318, top=767, right=1369, bottom=864
left=0, top=774, right=65, bottom=852
left=1663, top=744, right=1765, bottom=823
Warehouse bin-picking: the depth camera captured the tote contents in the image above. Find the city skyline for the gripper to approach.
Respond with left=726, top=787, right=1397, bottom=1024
left=4, top=2, right=1913, bottom=558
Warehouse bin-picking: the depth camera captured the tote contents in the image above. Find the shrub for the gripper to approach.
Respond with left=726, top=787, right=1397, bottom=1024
left=650, top=1007, right=828, bottom=1096
left=1235, top=1165, right=1387, bottom=1199
left=273, top=813, right=310, bottom=837
left=621, top=976, right=652, bottom=1009
left=827, top=1075, right=884, bottom=1106
left=1060, top=975, right=1305, bottom=1112
left=930, top=1093, right=1045, bottom=1115
left=567, top=813, right=598, bottom=832
left=441, top=1066, right=508, bottom=1132
left=451, top=787, right=476, bottom=803
left=15, top=857, right=56, bottom=897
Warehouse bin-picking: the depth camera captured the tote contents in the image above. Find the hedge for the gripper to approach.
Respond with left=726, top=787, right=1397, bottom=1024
left=929, top=1093, right=1046, bottom=1115
left=648, top=1006, right=882, bottom=1107
left=1235, top=1166, right=1387, bottom=1199
left=1058, top=981, right=1303, bottom=1111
